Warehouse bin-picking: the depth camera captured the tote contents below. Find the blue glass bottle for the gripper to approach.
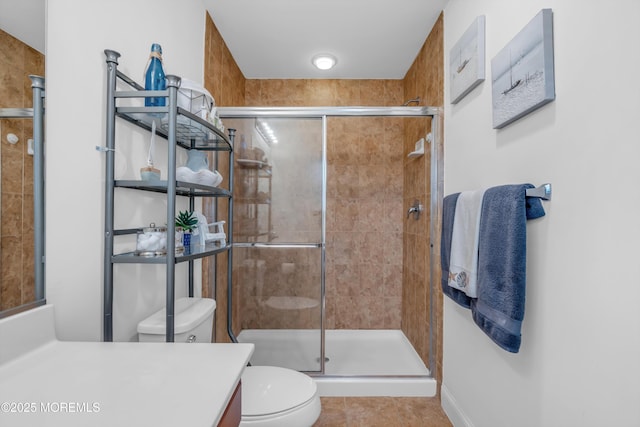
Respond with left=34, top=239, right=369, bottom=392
left=144, top=43, right=166, bottom=107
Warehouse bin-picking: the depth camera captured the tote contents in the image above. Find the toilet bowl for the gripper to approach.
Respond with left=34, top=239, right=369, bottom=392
left=240, top=366, right=321, bottom=427
left=137, top=299, right=321, bottom=427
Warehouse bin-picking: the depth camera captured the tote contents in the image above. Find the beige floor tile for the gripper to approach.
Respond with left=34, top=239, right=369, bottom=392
left=313, top=396, right=452, bottom=427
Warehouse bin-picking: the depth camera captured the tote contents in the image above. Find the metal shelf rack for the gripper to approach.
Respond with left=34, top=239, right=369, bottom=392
left=102, top=49, right=234, bottom=342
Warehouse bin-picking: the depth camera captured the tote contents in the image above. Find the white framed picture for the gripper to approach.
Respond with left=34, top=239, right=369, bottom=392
left=450, top=16, right=486, bottom=104
left=491, top=9, right=555, bottom=129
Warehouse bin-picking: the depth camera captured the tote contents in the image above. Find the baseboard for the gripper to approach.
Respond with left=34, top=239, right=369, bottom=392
left=441, top=384, right=475, bottom=427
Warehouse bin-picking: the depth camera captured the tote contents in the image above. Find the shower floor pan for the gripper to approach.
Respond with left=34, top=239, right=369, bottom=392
left=237, top=329, right=436, bottom=397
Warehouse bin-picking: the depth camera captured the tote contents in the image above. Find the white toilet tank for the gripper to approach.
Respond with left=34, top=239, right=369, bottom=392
left=137, top=297, right=216, bottom=343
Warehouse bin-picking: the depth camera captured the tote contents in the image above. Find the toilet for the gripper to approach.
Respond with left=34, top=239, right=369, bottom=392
left=240, top=365, right=321, bottom=427
left=138, top=297, right=321, bottom=427
left=137, top=297, right=216, bottom=343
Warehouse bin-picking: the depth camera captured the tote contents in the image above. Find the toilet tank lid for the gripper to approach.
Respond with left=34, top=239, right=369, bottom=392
left=137, top=297, right=216, bottom=335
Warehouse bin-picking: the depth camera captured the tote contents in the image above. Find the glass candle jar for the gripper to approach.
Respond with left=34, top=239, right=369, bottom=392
left=135, top=223, right=167, bottom=256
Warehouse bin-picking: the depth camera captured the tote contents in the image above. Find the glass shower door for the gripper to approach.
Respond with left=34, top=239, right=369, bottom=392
left=226, top=116, right=324, bottom=372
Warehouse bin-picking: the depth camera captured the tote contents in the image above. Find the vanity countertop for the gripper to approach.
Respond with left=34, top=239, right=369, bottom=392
left=0, top=306, right=253, bottom=427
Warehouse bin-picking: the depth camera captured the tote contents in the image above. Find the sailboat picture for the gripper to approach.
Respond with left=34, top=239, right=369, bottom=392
left=501, top=51, right=523, bottom=95
left=491, top=9, right=555, bottom=129
left=450, top=16, right=485, bottom=104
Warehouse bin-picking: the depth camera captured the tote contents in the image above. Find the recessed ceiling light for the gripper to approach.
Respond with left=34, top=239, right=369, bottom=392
left=312, top=54, right=337, bottom=70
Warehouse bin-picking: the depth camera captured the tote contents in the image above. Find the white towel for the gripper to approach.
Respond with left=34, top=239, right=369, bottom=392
left=448, top=188, right=486, bottom=298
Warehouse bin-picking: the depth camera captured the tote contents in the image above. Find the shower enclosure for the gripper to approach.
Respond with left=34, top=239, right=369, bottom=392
left=219, top=106, right=442, bottom=396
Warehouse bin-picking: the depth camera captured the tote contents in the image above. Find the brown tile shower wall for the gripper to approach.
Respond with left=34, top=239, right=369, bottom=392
left=402, top=116, right=432, bottom=362
left=0, top=29, right=44, bottom=311
left=245, top=81, right=406, bottom=329
left=245, top=79, right=403, bottom=107
left=325, top=116, right=405, bottom=329
left=401, top=13, right=444, bottom=385
left=203, top=14, right=246, bottom=342
left=237, top=247, right=322, bottom=330
left=230, top=115, right=324, bottom=331
left=204, top=15, right=246, bottom=108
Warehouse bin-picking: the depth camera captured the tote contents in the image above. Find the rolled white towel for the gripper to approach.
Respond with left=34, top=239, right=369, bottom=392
left=176, top=167, right=223, bottom=187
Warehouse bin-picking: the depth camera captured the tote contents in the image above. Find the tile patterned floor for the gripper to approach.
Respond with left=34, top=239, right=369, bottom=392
left=313, top=397, right=453, bottom=427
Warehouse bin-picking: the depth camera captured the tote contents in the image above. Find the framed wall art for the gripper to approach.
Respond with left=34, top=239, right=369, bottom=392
left=491, top=9, right=555, bottom=129
left=450, top=15, right=486, bottom=104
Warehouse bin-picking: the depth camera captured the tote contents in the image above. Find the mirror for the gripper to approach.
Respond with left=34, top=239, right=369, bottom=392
left=0, top=4, right=46, bottom=317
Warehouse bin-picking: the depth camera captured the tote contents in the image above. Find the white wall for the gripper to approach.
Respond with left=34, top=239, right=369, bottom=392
left=46, top=0, right=207, bottom=341
left=442, top=1, right=640, bottom=426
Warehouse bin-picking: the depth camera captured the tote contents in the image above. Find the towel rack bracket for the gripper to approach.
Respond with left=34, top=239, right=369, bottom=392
left=525, top=183, right=552, bottom=201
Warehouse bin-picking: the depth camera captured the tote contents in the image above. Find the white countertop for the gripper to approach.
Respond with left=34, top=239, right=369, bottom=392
left=0, top=306, right=253, bottom=427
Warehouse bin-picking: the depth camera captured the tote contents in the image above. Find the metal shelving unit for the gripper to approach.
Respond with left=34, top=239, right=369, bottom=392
left=102, top=49, right=234, bottom=342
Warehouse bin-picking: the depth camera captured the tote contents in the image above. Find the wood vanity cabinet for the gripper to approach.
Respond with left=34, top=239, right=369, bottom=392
left=218, top=381, right=241, bottom=427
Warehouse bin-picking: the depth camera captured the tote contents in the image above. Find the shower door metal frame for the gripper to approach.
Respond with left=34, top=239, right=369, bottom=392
left=219, top=106, right=442, bottom=377
left=0, top=77, right=47, bottom=319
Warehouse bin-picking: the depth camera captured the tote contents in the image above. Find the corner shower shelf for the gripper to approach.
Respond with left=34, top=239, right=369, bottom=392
left=236, top=158, right=272, bottom=170
left=235, top=156, right=273, bottom=245
left=236, top=199, right=271, bottom=205
left=235, top=230, right=272, bottom=238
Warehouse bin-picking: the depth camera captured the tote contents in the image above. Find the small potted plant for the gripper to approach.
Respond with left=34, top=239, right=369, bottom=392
left=175, top=210, right=198, bottom=248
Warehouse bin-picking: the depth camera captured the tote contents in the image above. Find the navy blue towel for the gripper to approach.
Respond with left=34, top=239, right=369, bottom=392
left=441, top=192, right=472, bottom=309
left=471, top=184, right=545, bottom=353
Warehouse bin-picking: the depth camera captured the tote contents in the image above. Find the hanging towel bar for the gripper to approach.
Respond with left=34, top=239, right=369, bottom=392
left=525, top=183, right=552, bottom=200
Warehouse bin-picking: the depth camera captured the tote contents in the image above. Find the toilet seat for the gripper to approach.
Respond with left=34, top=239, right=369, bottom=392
left=240, top=366, right=321, bottom=427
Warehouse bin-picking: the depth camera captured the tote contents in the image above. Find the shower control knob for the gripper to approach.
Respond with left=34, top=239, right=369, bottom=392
left=407, top=201, right=424, bottom=219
